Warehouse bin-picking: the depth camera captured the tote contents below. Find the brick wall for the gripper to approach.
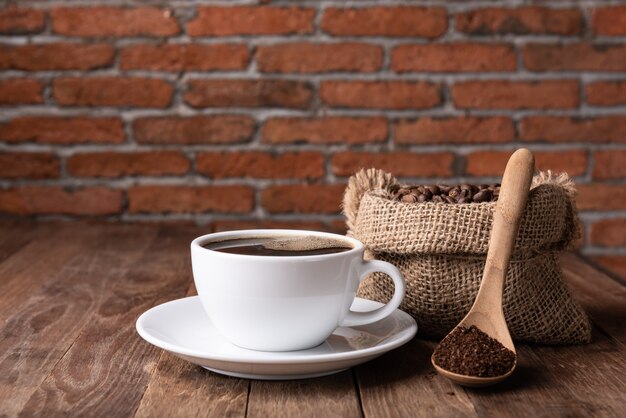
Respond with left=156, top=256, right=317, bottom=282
left=1, top=1, right=625, bottom=279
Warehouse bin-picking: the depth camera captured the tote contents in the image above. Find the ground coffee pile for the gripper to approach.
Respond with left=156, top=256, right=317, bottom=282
left=432, top=326, right=516, bottom=377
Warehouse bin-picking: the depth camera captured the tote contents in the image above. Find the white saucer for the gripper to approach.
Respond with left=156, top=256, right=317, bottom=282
left=136, top=296, right=417, bottom=380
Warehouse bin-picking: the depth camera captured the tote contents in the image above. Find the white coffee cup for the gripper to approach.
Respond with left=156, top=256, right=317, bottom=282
left=191, top=229, right=405, bottom=352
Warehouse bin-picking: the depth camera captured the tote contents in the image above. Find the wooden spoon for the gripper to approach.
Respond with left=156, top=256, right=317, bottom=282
left=432, top=148, right=535, bottom=387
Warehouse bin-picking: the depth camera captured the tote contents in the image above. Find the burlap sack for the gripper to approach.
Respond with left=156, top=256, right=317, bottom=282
left=344, top=169, right=591, bottom=344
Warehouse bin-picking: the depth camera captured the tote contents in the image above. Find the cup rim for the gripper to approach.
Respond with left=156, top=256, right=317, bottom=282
left=191, top=229, right=364, bottom=261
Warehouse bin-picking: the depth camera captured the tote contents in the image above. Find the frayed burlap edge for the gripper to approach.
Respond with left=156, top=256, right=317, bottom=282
left=343, top=169, right=582, bottom=255
left=342, top=168, right=591, bottom=345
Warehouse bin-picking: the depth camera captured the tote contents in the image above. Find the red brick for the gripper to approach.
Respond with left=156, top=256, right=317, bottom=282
left=392, top=43, right=515, bottom=72
left=128, top=185, right=253, bottom=214
left=523, top=43, right=626, bottom=72
left=592, top=255, right=626, bottom=280
left=0, top=152, right=59, bottom=179
left=592, top=6, right=626, bottom=36
left=465, top=150, right=588, bottom=177
left=212, top=219, right=332, bottom=233
left=187, top=6, right=314, bottom=36
left=590, top=219, right=626, bottom=247
left=321, top=81, right=441, bottom=110
left=0, top=79, right=43, bottom=104
left=184, top=79, right=312, bottom=109
left=196, top=151, right=324, bottom=179
left=53, top=77, right=173, bottom=108
left=67, top=152, right=190, bottom=178
left=456, top=7, right=582, bottom=35
left=0, top=7, right=45, bottom=34
left=0, top=117, right=125, bottom=144
left=332, top=152, right=454, bottom=177
left=452, top=80, right=579, bottom=109
left=586, top=81, right=626, bottom=106
left=120, top=44, right=249, bottom=71
left=261, top=184, right=345, bottom=214
left=0, top=43, right=114, bottom=71
left=257, top=43, right=382, bottom=73
left=592, top=151, right=626, bottom=180
left=51, top=7, right=179, bottom=37
left=394, top=117, right=514, bottom=144
left=262, top=117, right=387, bottom=144
left=520, top=116, right=626, bottom=143
left=321, top=7, right=446, bottom=37
left=0, top=186, right=122, bottom=215
left=576, top=184, right=626, bottom=211
left=133, top=116, right=255, bottom=145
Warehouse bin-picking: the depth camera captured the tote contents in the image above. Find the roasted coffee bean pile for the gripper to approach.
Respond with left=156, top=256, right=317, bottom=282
left=432, top=326, right=516, bottom=378
left=391, top=184, right=501, bottom=204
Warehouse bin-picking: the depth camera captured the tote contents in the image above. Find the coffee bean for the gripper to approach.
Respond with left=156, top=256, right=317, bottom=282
left=472, top=189, right=492, bottom=202
left=427, top=185, right=441, bottom=195
left=402, top=193, right=418, bottom=203
left=392, top=183, right=500, bottom=204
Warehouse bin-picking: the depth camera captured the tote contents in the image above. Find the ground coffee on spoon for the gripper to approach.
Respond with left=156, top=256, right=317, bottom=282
left=432, top=326, right=516, bottom=377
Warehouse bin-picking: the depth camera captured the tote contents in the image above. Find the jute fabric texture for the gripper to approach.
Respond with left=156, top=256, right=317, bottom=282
left=344, top=169, right=591, bottom=344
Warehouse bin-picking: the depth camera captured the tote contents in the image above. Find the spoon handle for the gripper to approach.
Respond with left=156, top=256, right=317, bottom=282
left=474, top=149, right=535, bottom=310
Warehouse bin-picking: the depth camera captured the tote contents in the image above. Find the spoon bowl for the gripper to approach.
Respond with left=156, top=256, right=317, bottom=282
left=432, top=148, right=534, bottom=386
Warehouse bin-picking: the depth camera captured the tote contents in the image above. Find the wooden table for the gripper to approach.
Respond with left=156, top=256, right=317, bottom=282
left=1, top=222, right=624, bottom=417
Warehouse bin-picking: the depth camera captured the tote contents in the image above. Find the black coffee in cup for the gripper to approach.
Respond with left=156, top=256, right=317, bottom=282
left=203, top=236, right=352, bottom=257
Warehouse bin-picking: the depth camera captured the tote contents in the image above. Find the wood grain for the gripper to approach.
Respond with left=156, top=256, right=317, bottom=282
left=12, top=227, right=191, bottom=416
left=0, top=221, right=38, bottom=262
left=0, top=224, right=159, bottom=416
left=134, top=262, right=249, bottom=418
left=135, top=354, right=249, bottom=418
left=459, top=254, right=626, bottom=417
left=247, top=370, right=361, bottom=418
left=0, top=224, right=624, bottom=418
left=463, top=334, right=625, bottom=417
left=356, top=338, right=478, bottom=418
left=561, top=253, right=626, bottom=342
left=0, top=222, right=106, bottom=318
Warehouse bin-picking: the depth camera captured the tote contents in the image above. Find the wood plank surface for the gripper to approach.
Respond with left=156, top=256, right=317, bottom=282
left=134, top=272, right=250, bottom=418
left=0, top=221, right=39, bottom=262
left=0, top=224, right=624, bottom=418
left=458, top=254, right=626, bottom=418
left=561, top=253, right=626, bottom=342
left=356, top=337, right=478, bottom=418
left=0, top=223, right=107, bottom=319
left=135, top=353, right=249, bottom=418
left=247, top=370, right=361, bottom=418
left=0, top=223, right=139, bottom=416
left=17, top=226, right=197, bottom=417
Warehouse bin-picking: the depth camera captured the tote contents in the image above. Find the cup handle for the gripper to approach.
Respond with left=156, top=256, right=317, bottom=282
left=340, top=259, right=405, bottom=327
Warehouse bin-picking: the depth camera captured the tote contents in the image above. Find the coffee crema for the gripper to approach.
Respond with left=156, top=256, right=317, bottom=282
left=203, top=236, right=352, bottom=257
